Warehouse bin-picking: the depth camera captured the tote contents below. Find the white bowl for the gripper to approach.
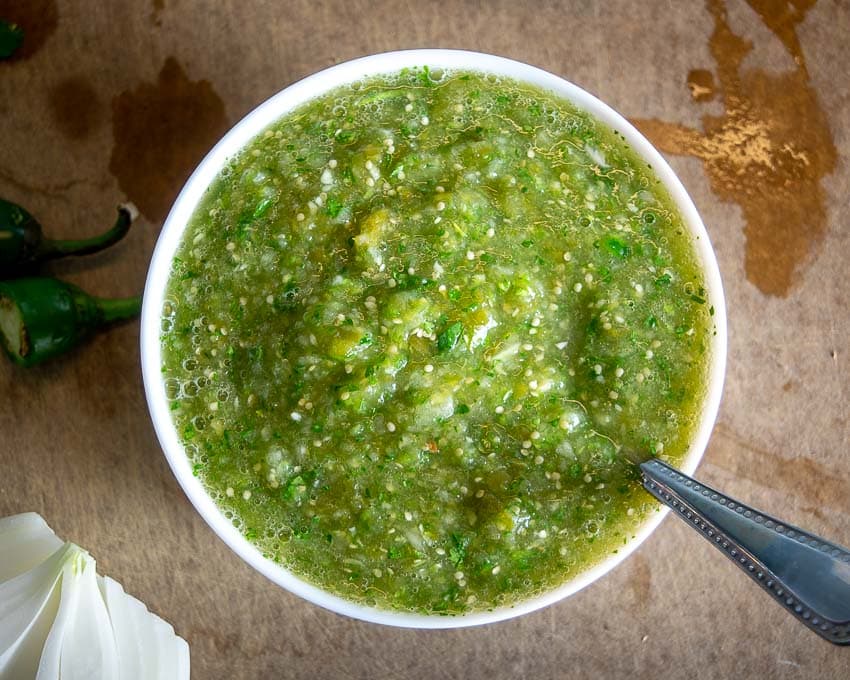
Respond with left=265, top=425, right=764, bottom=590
left=141, top=49, right=727, bottom=629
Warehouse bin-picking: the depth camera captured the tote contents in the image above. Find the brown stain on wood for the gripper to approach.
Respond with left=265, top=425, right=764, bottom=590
left=47, top=76, right=101, bottom=140
left=151, top=0, right=167, bottom=26
left=0, top=0, right=58, bottom=61
left=745, top=0, right=816, bottom=73
left=631, top=0, right=836, bottom=297
left=628, top=553, right=652, bottom=607
left=109, top=57, right=228, bottom=222
left=686, top=69, right=716, bottom=102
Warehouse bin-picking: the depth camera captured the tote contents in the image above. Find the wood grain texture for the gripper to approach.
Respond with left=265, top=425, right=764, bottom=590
left=1, top=1, right=848, bottom=678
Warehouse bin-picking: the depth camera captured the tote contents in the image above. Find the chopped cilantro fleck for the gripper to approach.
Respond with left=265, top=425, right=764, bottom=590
left=437, top=322, right=463, bottom=352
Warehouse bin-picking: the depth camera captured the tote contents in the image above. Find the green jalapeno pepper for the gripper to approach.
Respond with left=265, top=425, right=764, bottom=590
left=0, top=278, right=141, bottom=367
left=0, top=20, right=24, bottom=59
left=0, top=199, right=137, bottom=273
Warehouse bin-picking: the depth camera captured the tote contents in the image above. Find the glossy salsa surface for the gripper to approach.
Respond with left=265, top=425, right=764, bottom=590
left=161, top=67, right=713, bottom=614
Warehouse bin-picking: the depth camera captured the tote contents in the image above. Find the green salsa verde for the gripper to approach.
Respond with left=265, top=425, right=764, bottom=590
left=161, top=67, right=713, bottom=614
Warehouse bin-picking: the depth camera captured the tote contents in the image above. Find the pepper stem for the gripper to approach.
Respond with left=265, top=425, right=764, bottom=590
left=96, top=295, right=143, bottom=323
left=40, top=203, right=138, bottom=259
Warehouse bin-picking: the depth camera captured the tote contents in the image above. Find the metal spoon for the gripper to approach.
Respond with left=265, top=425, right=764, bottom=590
left=639, top=458, right=850, bottom=645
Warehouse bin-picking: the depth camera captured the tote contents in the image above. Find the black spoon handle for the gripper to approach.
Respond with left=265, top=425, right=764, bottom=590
left=640, top=458, right=850, bottom=645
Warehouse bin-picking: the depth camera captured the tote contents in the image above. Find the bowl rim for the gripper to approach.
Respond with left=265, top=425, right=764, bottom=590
left=140, top=48, right=727, bottom=629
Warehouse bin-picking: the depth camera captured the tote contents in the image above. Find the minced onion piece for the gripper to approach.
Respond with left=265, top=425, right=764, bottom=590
left=0, top=513, right=189, bottom=679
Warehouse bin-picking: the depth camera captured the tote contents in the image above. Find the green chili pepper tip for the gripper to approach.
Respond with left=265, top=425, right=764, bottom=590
left=41, top=202, right=139, bottom=259
left=0, top=199, right=138, bottom=273
left=0, top=277, right=142, bottom=367
left=0, top=20, right=24, bottom=59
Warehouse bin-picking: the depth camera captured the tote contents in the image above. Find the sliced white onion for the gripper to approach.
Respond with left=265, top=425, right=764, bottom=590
left=100, top=577, right=144, bottom=680
left=0, top=513, right=64, bottom=583
left=36, top=554, right=83, bottom=680
left=0, top=543, right=70, bottom=678
left=0, top=513, right=189, bottom=680
left=0, top=583, right=61, bottom=680
left=0, top=543, right=74, bottom=673
left=175, top=636, right=190, bottom=680
left=154, top=617, right=179, bottom=680
left=124, top=591, right=161, bottom=680
left=58, top=557, right=120, bottom=679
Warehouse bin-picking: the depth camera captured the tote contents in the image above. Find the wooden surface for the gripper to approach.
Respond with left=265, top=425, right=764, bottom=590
left=1, top=1, right=848, bottom=677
